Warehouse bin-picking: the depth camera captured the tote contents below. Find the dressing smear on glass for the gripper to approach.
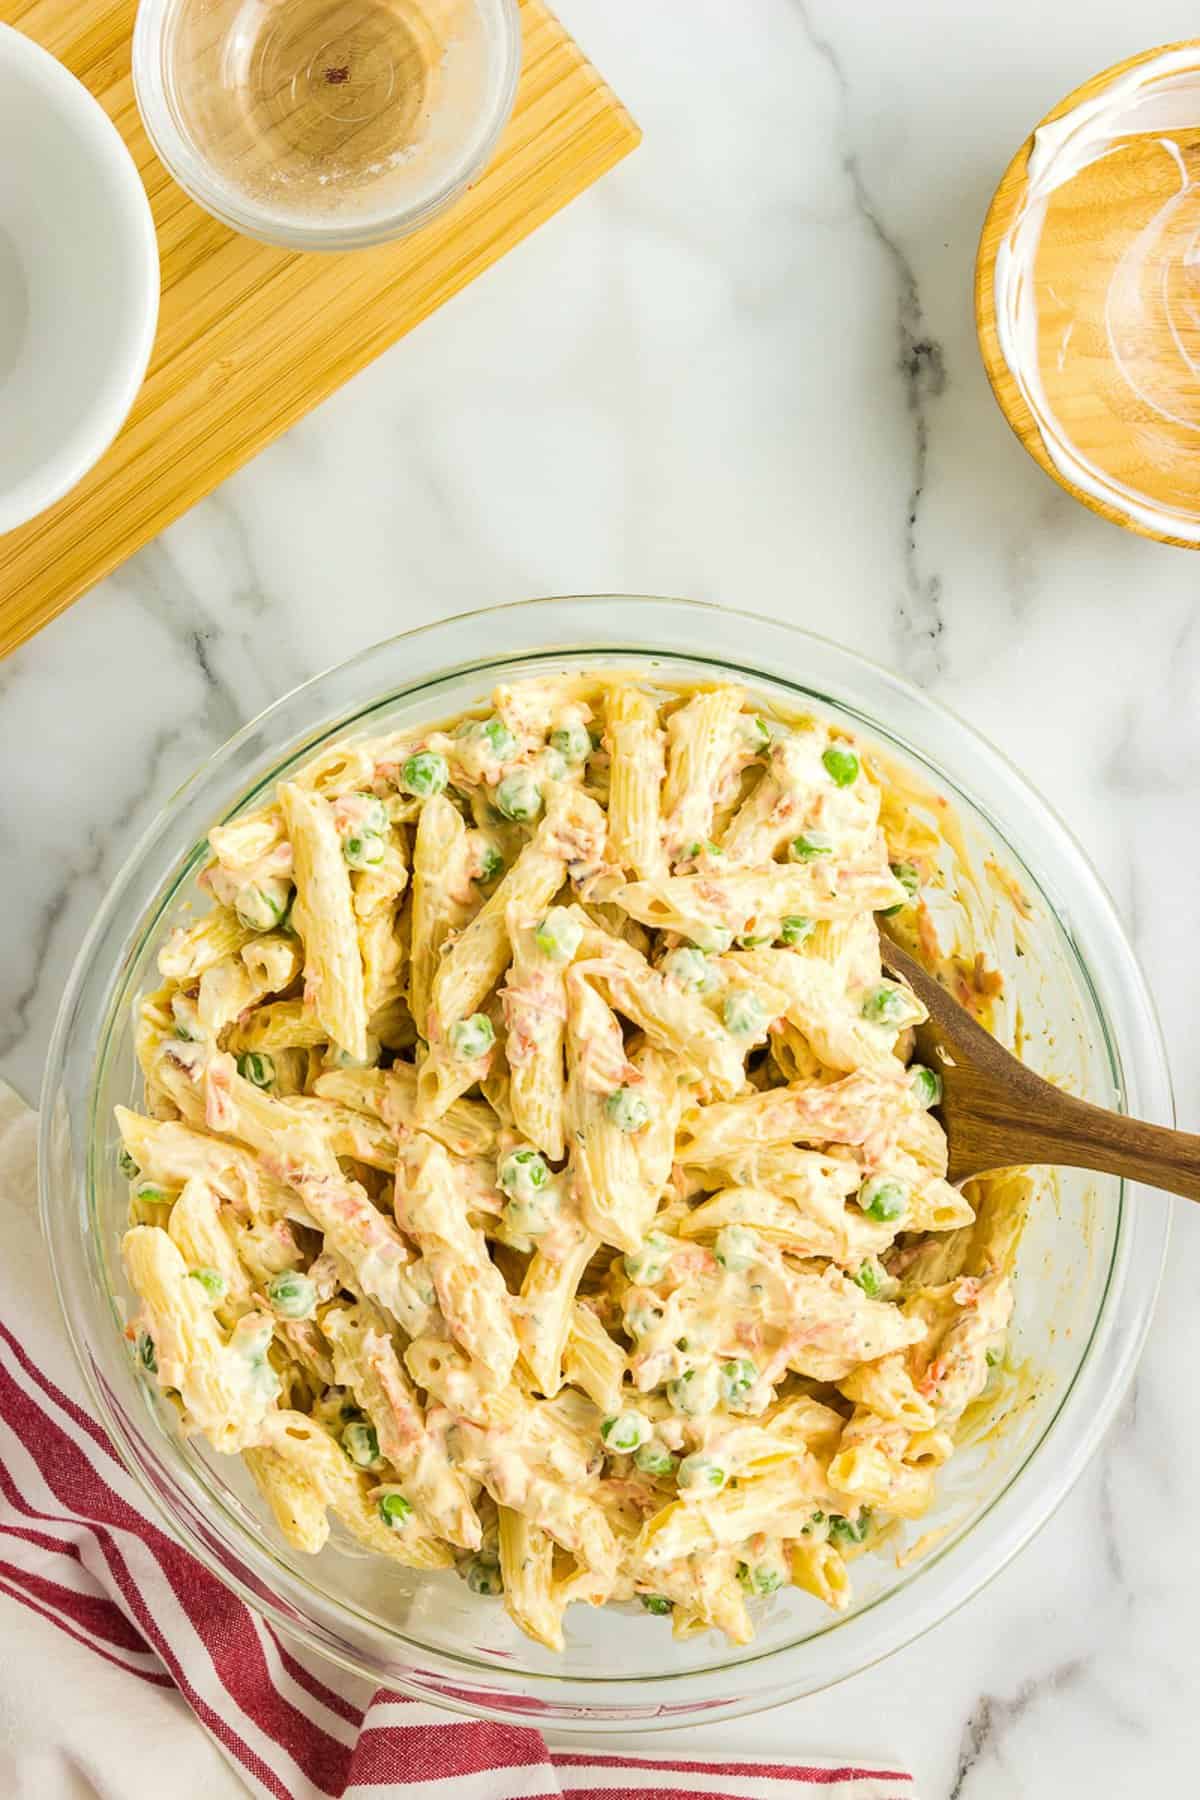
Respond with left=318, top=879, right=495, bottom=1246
left=994, top=46, right=1200, bottom=540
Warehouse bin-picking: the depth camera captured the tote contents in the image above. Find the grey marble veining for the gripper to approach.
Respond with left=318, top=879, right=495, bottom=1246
left=4, top=1, right=1200, bottom=1792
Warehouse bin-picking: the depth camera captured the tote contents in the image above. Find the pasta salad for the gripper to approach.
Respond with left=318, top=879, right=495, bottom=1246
left=116, top=671, right=1022, bottom=1651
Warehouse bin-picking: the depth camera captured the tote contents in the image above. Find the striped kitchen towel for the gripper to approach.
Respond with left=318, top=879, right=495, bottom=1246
left=0, top=1084, right=914, bottom=1799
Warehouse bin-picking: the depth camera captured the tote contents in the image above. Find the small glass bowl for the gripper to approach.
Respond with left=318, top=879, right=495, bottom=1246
left=132, top=0, right=521, bottom=250
left=40, top=597, right=1171, bottom=1728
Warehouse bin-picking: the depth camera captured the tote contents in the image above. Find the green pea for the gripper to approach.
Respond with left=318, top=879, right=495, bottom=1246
left=676, top=1453, right=726, bottom=1493
left=780, top=915, right=815, bottom=946
left=910, top=1064, right=943, bottom=1108
left=235, top=877, right=292, bottom=932
left=479, top=717, right=517, bottom=761
left=667, top=1366, right=719, bottom=1417
left=450, top=1014, right=495, bottom=1061
left=118, top=1147, right=140, bottom=1180
left=402, top=751, right=449, bottom=797
left=822, top=744, right=860, bottom=787
left=624, top=1301, right=663, bottom=1339
left=188, top=1267, right=226, bottom=1301
left=789, top=831, right=833, bottom=861
left=719, top=1358, right=758, bottom=1406
left=860, top=984, right=911, bottom=1026
left=475, top=842, right=504, bottom=885
left=690, top=926, right=734, bottom=953
left=236, top=1051, right=275, bottom=1089
left=550, top=723, right=591, bottom=763
left=534, top=907, right=583, bottom=963
left=713, top=1224, right=757, bottom=1272
left=266, top=1270, right=317, bottom=1320
left=342, top=1420, right=381, bottom=1468
left=858, top=1177, right=907, bottom=1224
left=852, top=1259, right=884, bottom=1299
left=606, top=1086, right=650, bottom=1134
left=135, top=1180, right=170, bottom=1208
left=661, top=947, right=716, bottom=993
left=498, top=1147, right=550, bottom=1202
left=737, top=1561, right=783, bottom=1595
left=170, top=994, right=200, bottom=1041
left=623, top=1232, right=673, bottom=1286
left=355, top=796, right=389, bottom=837
left=343, top=832, right=386, bottom=871
left=634, top=1441, right=678, bottom=1477
left=740, top=715, right=771, bottom=754
left=723, top=989, right=766, bottom=1038
left=466, top=1556, right=504, bottom=1595
left=601, top=1412, right=651, bottom=1454
left=829, top=1509, right=871, bottom=1544
left=495, top=771, right=542, bottom=822
left=378, top=1492, right=413, bottom=1530
left=881, top=860, right=921, bottom=917
left=736, top=933, right=771, bottom=948
left=136, top=1331, right=157, bottom=1374
left=502, top=1190, right=557, bottom=1242
left=985, top=1345, right=1003, bottom=1369
left=543, top=747, right=569, bottom=782
left=640, top=1594, right=673, bottom=1615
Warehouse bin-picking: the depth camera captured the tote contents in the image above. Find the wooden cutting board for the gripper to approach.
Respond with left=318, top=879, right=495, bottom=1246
left=0, top=0, right=639, bottom=657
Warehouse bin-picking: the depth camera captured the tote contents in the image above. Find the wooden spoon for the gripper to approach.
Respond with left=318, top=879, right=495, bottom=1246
left=877, top=932, right=1197, bottom=1200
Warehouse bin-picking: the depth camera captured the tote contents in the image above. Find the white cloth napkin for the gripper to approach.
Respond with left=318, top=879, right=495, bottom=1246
left=0, top=1082, right=916, bottom=1799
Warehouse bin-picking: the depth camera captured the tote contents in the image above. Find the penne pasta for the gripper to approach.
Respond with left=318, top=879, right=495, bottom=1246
left=113, top=671, right=1030, bottom=1656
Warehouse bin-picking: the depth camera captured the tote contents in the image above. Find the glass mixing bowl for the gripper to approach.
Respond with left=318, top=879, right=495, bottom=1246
left=40, top=596, right=1171, bottom=1728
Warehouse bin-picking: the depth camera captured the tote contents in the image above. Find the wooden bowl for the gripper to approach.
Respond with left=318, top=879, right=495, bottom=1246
left=976, top=41, right=1200, bottom=548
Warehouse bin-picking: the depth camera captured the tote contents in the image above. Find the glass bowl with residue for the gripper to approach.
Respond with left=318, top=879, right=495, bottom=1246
left=132, top=0, right=521, bottom=250
left=40, top=596, right=1171, bottom=1727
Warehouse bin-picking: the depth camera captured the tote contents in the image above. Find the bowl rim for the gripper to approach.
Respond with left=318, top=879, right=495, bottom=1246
left=130, top=0, right=522, bottom=252
left=0, top=23, right=160, bottom=534
left=39, top=595, right=1173, bottom=1726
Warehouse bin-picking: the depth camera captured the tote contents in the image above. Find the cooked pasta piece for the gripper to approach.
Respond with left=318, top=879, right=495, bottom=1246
left=503, top=908, right=570, bottom=1161
left=605, top=682, right=666, bottom=877
left=323, top=1302, right=481, bottom=1548
left=395, top=1135, right=519, bottom=1384
left=279, top=782, right=369, bottom=1062
left=498, top=1508, right=566, bottom=1651
left=660, top=686, right=745, bottom=861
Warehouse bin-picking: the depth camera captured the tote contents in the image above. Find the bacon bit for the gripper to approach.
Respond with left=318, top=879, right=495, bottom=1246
left=666, top=1244, right=717, bottom=1283
left=324, top=64, right=350, bottom=83
left=953, top=955, right=1003, bottom=1021
left=918, top=1356, right=947, bottom=1398
left=914, top=901, right=941, bottom=966
left=601, top=1478, right=660, bottom=1515
left=985, top=856, right=1034, bottom=920
left=731, top=1321, right=764, bottom=1350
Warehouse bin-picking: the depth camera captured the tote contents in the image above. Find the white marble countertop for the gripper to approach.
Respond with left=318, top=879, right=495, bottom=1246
left=4, top=1, right=1200, bottom=1793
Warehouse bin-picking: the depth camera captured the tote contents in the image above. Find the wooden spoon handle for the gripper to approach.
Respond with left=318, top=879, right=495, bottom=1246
left=959, top=1084, right=1198, bottom=1201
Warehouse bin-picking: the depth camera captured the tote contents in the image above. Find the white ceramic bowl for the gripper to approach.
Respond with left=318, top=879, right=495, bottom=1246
left=0, top=26, right=159, bottom=535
